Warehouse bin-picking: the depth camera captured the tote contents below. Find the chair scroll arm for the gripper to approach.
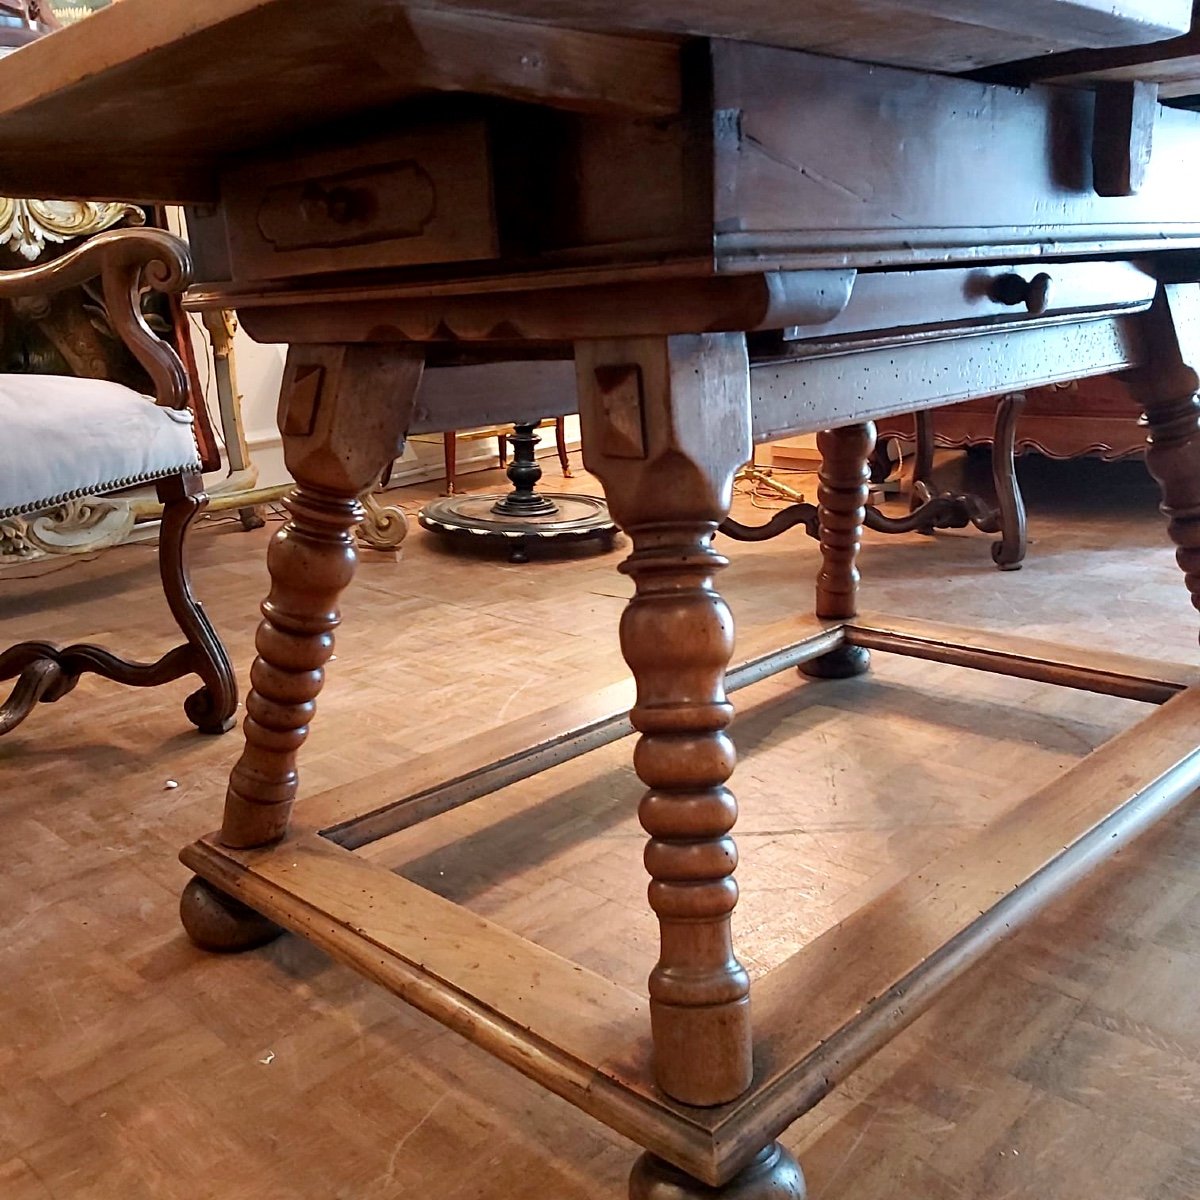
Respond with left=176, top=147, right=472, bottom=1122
left=0, top=226, right=193, bottom=409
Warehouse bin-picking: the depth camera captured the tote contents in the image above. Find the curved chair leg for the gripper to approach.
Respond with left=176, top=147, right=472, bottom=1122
left=555, top=415, right=573, bottom=477
left=990, top=392, right=1028, bottom=570
left=156, top=473, right=238, bottom=733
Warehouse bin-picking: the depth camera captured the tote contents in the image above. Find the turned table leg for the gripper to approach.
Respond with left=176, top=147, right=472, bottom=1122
left=578, top=334, right=754, bottom=1110
left=1129, top=285, right=1200, bottom=625
left=181, top=344, right=423, bottom=952
left=801, top=422, right=874, bottom=679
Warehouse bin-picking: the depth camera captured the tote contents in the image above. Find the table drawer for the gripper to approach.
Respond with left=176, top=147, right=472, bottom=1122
left=781, top=260, right=1158, bottom=343
left=222, top=123, right=498, bottom=282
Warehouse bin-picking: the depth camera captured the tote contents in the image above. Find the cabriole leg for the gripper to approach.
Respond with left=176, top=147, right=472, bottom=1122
left=181, top=343, right=423, bottom=952
left=578, top=333, right=754, bottom=1108
left=155, top=472, right=238, bottom=734
left=801, top=421, right=874, bottom=679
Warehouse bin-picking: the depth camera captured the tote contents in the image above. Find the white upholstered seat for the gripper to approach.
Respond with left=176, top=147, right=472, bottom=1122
left=0, top=373, right=201, bottom=518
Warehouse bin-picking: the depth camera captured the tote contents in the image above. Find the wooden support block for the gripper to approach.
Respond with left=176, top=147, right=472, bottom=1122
left=1093, top=80, right=1159, bottom=196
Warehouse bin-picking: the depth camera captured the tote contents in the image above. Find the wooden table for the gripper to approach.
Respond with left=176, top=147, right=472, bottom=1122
left=6, top=3, right=1200, bottom=1196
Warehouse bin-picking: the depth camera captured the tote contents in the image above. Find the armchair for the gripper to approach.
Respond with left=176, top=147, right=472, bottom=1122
left=0, top=226, right=236, bottom=735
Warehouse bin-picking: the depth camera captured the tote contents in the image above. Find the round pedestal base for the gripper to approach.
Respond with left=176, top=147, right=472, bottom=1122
left=418, top=492, right=617, bottom=562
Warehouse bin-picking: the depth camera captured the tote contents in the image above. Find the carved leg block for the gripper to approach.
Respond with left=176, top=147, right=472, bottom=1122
left=179, top=876, right=282, bottom=953
left=578, top=333, right=754, bottom=1107
left=630, top=1145, right=805, bottom=1200
left=801, top=422, right=874, bottom=680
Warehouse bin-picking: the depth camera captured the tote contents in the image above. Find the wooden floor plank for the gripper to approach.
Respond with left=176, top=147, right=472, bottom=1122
left=722, top=685, right=1200, bottom=1171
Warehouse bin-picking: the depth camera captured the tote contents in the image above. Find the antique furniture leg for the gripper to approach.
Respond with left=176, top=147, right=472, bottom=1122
left=580, top=334, right=811, bottom=1196
left=1129, top=285, right=1200, bottom=621
left=443, top=430, right=458, bottom=495
left=910, top=409, right=935, bottom=512
left=989, top=391, right=1028, bottom=569
left=0, top=472, right=236, bottom=737
left=555, top=414, right=573, bottom=477
left=578, top=333, right=755, bottom=1091
left=200, top=308, right=267, bottom=531
left=800, top=423, right=874, bottom=680
left=180, top=343, right=423, bottom=952
left=155, top=472, right=238, bottom=733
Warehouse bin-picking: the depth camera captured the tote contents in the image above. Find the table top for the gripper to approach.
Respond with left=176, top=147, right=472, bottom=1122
left=0, top=0, right=1195, bottom=202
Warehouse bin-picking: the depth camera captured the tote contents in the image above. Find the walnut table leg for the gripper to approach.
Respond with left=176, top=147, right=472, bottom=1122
left=578, top=333, right=755, bottom=1109
left=800, top=422, right=874, bottom=679
left=1131, top=285, right=1200, bottom=627
left=181, top=344, right=424, bottom=952
left=579, top=334, right=811, bottom=1199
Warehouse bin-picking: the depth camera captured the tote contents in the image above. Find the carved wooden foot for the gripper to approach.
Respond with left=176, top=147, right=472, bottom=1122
left=179, top=876, right=282, bottom=953
left=630, top=1145, right=805, bottom=1200
left=802, top=422, right=874, bottom=679
left=798, top=642, right=871, bottom=679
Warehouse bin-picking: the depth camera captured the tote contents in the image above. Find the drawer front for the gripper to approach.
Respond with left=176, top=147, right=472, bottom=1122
left=223, top=123, right=498, bottom=282
left=782, top=260, right=1158, bottom=342
left=711, top=41, right=1200, bottom=271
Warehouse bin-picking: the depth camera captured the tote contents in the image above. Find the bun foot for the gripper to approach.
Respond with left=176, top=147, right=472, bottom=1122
left=630, top=1144, right=805, bottom=1200
left=180, top=876, right=282, bottom=953
left=799, top=643, right=871, bottom=680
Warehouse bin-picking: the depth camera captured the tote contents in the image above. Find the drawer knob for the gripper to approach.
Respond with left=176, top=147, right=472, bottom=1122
left=990, top=272, right=1053, bottom=315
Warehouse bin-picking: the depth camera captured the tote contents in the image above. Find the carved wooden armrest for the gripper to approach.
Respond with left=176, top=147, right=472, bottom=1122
left=0, top=226, right=193, bottom=409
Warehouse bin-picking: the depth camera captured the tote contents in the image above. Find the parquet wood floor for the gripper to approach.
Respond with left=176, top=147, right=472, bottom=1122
left=2, top=454, right=1198, bottom=1199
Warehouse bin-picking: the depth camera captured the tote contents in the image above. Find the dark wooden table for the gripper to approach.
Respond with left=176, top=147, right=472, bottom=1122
left=6, top=3, right=1200, bottom=1196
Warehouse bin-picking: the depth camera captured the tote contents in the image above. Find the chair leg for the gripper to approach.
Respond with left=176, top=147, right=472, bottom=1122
left=444, top=431, right=458, bottom=495
left=989, top=392, right=1028, bottom=570
left=156, top=473, right=238, bottom=734
left=910, top=409, right=935, bottom=512
left=555, top=416, right=572, bottom=477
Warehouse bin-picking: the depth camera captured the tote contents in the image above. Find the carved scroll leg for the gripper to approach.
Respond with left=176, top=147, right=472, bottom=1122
left=990, top=392, right=1028, bottom=570
left=1130, top=286, right=1200, bottom=629
left=181, top=344, right=424, bottom=953
left=0, top=657, right=65, bottom=737
left=800, top=422, right=874, bottom=680
left=155, top=472, right=238, bottom=734
left=578, top=333, right=755, bottom=1118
